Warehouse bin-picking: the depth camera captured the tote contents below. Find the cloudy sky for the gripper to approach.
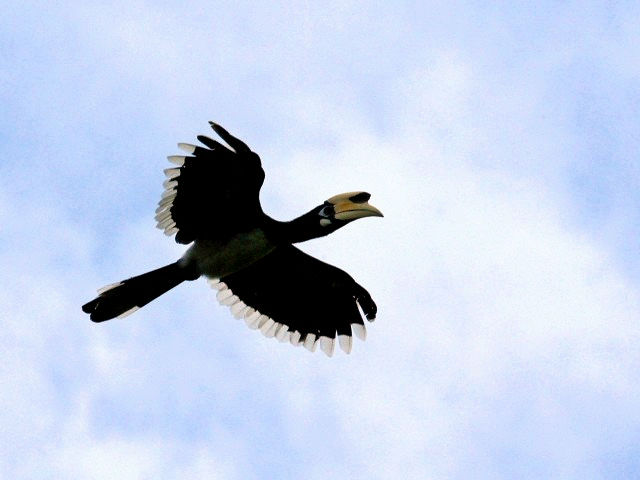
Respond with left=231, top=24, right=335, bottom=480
left=2, top=1, right=640, bottom=478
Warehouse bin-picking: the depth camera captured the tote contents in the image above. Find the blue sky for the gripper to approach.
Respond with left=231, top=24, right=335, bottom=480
left=2, top=1, right=640, bottom=478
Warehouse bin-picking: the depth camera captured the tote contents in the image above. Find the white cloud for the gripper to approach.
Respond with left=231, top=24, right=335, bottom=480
left=2, top=1, right=640, bottom=479
left=253, top=120, right=640, bottom=477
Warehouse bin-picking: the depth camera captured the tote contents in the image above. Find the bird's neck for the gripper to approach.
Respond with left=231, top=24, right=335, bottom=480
left=264, top=212, right=327, bottom=244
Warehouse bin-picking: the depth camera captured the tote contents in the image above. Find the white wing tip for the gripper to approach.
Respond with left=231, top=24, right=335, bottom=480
left=208, top=279, right=226, bottom=291
left=117, top=306, right=139, bottom=319
left=303, top=333, right=317, bottom=352
left=320, top=336, right=335, bottom=357
left=162, top=179, right=178, bottom=189
left=231, top=302, right=248, bottom=319
left=244, top=310, right=261, bottom=329
left=157, top=217, right=174, bottom=229
left=177, top=143, right=196, bottom=153
left=278, top=330, right=291, bottom=343
left=255, top=314, right=270, bottom=330
left=155, top=210, right=171, bottom=222
left=161, top=222, right=177, bottom=233
left=164, top=168, right=180, bottom=178
left=260, top=318, right=277, bottom=337
left=290, top=331, right=302, bottom=346
left=352, top=323, right=366, bottom=341
left=220, top=294, right=239, bottom=306
left=275, top=325, right=290, bottom=342
left=338, top=335, right=352, bottom=354
left=167, top=155, right=186, bottom=166
left=97, top=282, right=123, bottom=294
left=216, top=288, right=233, bottom=301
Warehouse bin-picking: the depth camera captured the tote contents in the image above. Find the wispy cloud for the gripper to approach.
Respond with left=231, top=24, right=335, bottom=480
left=2, top=1, right=639, bottom=479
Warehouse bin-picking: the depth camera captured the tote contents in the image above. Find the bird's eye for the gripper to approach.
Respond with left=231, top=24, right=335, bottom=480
left=319, top=205, right=334, bottom=218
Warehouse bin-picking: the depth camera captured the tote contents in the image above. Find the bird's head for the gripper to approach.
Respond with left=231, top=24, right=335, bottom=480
left=283, top=191, right=382, bottom=243
left=317, top=191, right=383, bottom=227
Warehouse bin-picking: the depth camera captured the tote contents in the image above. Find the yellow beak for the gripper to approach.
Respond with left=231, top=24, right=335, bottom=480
left=326, top=192, right=384, bottom=221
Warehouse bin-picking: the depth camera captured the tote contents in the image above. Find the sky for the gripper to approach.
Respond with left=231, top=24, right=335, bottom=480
left=2, top=1, right=640, bottom=478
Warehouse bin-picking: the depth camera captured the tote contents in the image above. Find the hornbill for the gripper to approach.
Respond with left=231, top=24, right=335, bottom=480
left=82, top=122, right=382, bottom=356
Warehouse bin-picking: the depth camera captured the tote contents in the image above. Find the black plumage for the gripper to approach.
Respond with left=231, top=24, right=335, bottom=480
left=163, top=124, right=265, bottom=244
left=82, top=122, right=382, bottom=356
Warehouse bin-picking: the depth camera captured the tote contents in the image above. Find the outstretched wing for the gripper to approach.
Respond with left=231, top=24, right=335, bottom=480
left=155, top=122, right=265, bottom=244
left=210, top=245, right=377, bottom=357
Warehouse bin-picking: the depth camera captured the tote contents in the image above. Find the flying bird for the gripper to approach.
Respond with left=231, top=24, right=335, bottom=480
left=82, top=122, right=383, bottom=356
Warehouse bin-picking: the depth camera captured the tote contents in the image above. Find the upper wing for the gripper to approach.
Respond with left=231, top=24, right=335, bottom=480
left=155, top=122, right=265, bottom=244
left=211, top=245, right=377, bottom=356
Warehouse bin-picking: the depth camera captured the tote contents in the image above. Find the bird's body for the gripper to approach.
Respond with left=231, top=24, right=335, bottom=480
left=82, top=122, right=382, bottom=356
left=182, top=228, right=275, bottom=279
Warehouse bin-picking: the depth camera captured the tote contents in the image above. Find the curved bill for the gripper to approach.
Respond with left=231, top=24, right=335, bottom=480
left=326, top=191, right=383, bottom=221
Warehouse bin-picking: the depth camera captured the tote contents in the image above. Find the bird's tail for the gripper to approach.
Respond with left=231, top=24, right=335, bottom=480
left=82, top=261, right=199, bottom=322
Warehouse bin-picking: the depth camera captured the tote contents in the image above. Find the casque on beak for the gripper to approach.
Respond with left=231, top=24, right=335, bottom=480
left=326, top=191, right=383, bottom=221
